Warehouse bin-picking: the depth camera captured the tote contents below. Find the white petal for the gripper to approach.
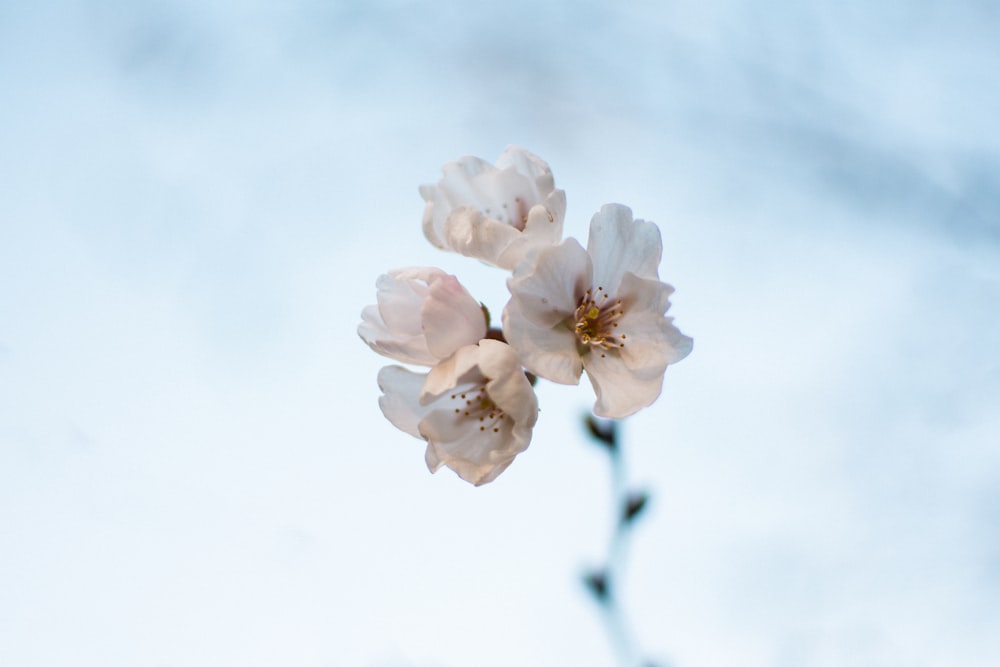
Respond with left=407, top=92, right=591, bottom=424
left=494, top=189, right=567, bottom=269
left=505, top=238, right=591, bottom=328
left=375, top=268, right=439, bottom=335
left=502, top=239, right=590, bottom=383
left=420, top=344, right=486, bottom=404
left=419, top=189, right=447, bottom=249
left=583, top=351, right=666, bottom=419
left=502, top=298, right=582, bottom=384
left=496, top=145, right=553, bottom=192
left=587, top=204, right=663, bottom=295
left=442, top=209, right=522, bottom=269
left=359, top=267, right=484, bottom=366
left=416, top=340, right=538, bottom=486
left=377, top=365, right=431, bottom=438
left=422, top=273, right=487, bottom=360
left=419, top=147, right=565, bottom=267
left=358, top=305, right=438, bottom=366
left=476, top=339, right=540, bottom=428
left=581, top=272, right=693, bottom=418
left=617, top=272, right=693, bottom=371
left=420, top=413, right=518, bottom=486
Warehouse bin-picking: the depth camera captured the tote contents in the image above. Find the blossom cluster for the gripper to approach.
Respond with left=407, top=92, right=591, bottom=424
left=359, top=146, right=692, bottom=485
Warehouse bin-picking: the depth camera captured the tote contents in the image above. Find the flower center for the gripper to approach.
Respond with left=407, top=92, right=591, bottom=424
left=450, top=384, right=508, bottom=433
left=484, top=197, right=530, bottom=231
left=574, top=286, right=626, bottom=358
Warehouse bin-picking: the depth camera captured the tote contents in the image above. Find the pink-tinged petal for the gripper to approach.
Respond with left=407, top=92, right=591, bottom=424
left=413, top=340, right=538, bottom=486
left=438, top=155, right=495, bottom=204
left=475, top=339, right=539, bottom=427
left=375, top=268, right=439, bottom=335
left=442, top=209, right=522, bottom=269
left=419, top=147, right=565, bottom=266
left=616, top=272, right=693, bottom=372
left=578, top=272, right=692, bottom=417
left=502, top=299, right=582, bottom=384
left=541, top=188, right=567, bottom=233
left=618, top=311, right=693, bottom=373
left=358, top=305, right=439, bottom=366
left=377, top=365, right=431, bottom=438
left=420, top=193, right=446, bottom=249
left=359, top=267, right=484, bottom=366
left=420, top=413, right=518, bottom=486
left=582, top=351, right=666, bottom=419
left=422, top=273, right=487, bottom=360
left=505, top=238, right=591, bottom=327
left=587, top=204, right=663, bottom=295
left=496, top=145, right=553, bottom=193
left=494, top=190, right=567, bottom=269
left=424, top=444, right=445, bottom=473
left=419, top=344, right=485, bottom=403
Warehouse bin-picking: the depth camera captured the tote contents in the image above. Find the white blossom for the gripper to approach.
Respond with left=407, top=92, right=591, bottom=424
left=419, top=146, right=566, bottom=269
left=502, top=204, right=692, bottom=418
left=377, top=339, right=539, bottom=486
left=358, top=267, right=486, bottom=366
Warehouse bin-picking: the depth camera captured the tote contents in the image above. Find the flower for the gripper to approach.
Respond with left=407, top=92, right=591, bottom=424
left=358, top=267, right=486, bottom=366
left=419, top=145, right=567, bottom=269
left=377, top=339, right=539, bottom=486
left=502, top=203, right=692, bottom=419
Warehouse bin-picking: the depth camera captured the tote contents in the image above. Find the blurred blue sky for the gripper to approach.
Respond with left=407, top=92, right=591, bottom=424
left=1, top=1, right=998, bottom=665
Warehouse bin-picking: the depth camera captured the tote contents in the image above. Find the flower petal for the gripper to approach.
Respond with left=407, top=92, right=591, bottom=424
left=420, top=412, right=518, bottom=486
left=476, top=339, right=540, bottom=428
left=377, top=365, right=431, bottom=438
left=494, top=189, right=567, bottom=269
left=582, top=351, right=666, bottom=419
left=359, top=267, right=484, bottom=366
left=420, top=344, right=486, bottom=404
left=422, top=273, right=487, bottom=360
left=505, top=238, right=591, bottom=327
left=358, top=304, right=439, bottom=367
left=496, top=145, right=553, bottom=195
left=420, top=147, right=565, bottom=267
left=502, top=239, right=591, bottom=383
left=416, top=340, right=538, bottom=486
left=502, top=298, right=582, bottom=384
left=442, top=209, right=523, bottom=269
left=375, top=268, right=438, bottom=334
left=587, top=204, right=663, bottom=295
left=617, top=272, right=693, bottom=373
left=581, top=272, right=692, bottom=418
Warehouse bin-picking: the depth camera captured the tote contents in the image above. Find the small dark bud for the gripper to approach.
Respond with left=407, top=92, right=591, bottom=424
left=583, top=414, right=617, bottom=450
left=480, top=303, right=491, bottom=328
left=622, top=491, right=650, bottom=525
left=583, top=569, right=610, bottom=603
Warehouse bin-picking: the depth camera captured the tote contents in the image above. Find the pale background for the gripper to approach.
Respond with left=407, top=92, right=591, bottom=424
left=1, top=1, right=998, bottom=665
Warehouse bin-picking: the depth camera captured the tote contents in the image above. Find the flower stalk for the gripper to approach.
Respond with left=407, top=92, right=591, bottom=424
left=583, top=415, right=662, bottom=667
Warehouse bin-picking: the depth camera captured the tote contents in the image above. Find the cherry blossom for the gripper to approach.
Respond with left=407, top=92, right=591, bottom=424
left=377, top=339, right=539, bottom=486
left=358, top=267, right=486, bottom=366
left=419, top=146, right=566, bottom=269
left=502, top=204, right=692, bottom=418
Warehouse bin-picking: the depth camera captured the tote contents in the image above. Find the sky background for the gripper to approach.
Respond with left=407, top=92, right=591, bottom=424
left=1, top=1, right=999, bottom=665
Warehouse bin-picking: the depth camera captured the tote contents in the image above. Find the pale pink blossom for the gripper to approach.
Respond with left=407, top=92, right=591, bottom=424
left=377, top=339, right=539, bottom=486
left=419, top=146, right=566, bottom=269
left=358, top=267, right=486, bottom=366
left=502, top=204, right=692, bottom=418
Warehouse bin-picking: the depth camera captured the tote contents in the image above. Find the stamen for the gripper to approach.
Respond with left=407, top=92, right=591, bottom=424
left=446, top=383, right=508, bottom=434
left=574, top=287, right=627, bottom=354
